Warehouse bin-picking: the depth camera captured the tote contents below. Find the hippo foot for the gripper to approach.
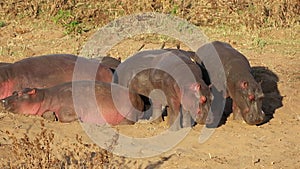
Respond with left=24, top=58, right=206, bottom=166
left=196, top=112, right=211, bottom=125
left=168, top=116, right=182, bottom=131
left=182, top=120, right=194, bottom=128
left=169, top=123, right=181, bottom=131
left=149, top=109, right=163, bottom=124
left=118, top=119, right=135, bottom=125
left=150, top=117, right=163, bottom=124
left=42, top=111, right=57, bottom=122
left=181, top=113, right=194, bottom=128
left=196, top=118, right=207, bottom=125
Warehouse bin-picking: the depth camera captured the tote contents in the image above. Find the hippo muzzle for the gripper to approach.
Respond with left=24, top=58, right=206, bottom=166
left=243, top=108, right=265, bottom=125
left=1, top=98, right=12, bottom=111
left=0, top=92, right=19, bottom=111
left=0, top=99, right=6, bottom=110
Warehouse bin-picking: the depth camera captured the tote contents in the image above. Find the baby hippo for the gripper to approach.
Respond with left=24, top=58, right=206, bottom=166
left=1, top=81, right=145, bottom=125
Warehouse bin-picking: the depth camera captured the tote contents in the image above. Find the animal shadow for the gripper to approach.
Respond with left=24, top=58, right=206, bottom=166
left=251, top=66, right=283, bottom=124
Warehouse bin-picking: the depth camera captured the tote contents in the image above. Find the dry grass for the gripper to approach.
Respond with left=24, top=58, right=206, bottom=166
left=1, top=0, right=299, bottom=34
left=0, top=120, right=112, bottom=168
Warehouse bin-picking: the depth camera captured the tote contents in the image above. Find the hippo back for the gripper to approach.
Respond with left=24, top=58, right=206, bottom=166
left=114, top=49, right=204, bottom=88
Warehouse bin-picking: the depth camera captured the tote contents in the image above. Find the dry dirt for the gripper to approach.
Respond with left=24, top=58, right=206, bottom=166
left=0, top=12, right=299, bottom=169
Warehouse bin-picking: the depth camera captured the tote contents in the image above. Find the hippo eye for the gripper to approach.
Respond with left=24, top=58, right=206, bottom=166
left=12, top=91, right=18, bottom=96
left=248, top=94, right=255, bottom=101
left=200, top=96, right=207, bottom=104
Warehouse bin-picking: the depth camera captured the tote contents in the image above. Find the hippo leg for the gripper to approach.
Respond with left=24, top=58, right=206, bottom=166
left=181, top=106, right=194, bottom=128
left=56, top=108, right=77, bottom=123
left=149, top=102, right=163, bottom=124
left=232, top=102, right=243, bottom=120
left=42, top=111, right=57, bottom=121
left=123, top=106, right=144, bottom=124
left=167, top=98, right=181, bottom=131
left=149, top=89, right=166, bottom=124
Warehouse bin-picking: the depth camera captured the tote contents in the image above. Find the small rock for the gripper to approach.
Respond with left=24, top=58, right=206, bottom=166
left=253, top=158, right=260, bottom=164
left=296, top=115, right=300, bottom=121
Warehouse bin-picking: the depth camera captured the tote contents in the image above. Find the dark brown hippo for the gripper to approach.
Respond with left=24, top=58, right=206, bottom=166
left=95, top=56, right=121, bottom=70
left=0, top=54, right=113, bottom=99
left=114, top=49, right=212, bottom=130
left=0, top=62, right=11, bottom=66
left=197, top=41, right=265, bottom=125
left=1, top=81, right=145, bottom=125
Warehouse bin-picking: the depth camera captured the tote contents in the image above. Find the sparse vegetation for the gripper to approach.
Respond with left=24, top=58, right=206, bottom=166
left=253, top=37, right=268, bottom=50
left=0, top=21, right=5, bottom=28
left=53, top=9, right=83, bottom=35
left=0, top=0, right=299, bottom=34
left=0, top=121, right=112, bottom=168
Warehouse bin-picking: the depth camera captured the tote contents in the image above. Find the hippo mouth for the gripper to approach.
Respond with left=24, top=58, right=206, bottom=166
left=1, top=99, right=10, bottom=109
left=195, top=110, right=207, bottom=124
left=1, top=99, right=15, bottom=112
left=194, top=107, right=211, bottom=125
left=0, top=100, right=4, bottom=110
left=244, top=110, right=265, bottom=125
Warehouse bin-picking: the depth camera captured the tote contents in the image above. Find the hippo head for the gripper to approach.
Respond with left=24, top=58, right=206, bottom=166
left=181, top=82, right=212, bottom=124
left=1, top=88, right=43, bottom=115
left=234, top=80, right=265, bottom=125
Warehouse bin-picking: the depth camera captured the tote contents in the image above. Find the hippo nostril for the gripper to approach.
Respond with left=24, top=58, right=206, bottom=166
left=248, top=114, right=253, bottom=119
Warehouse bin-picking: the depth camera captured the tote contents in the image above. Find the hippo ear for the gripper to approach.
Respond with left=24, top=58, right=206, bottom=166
left=27, top=88, right=37, bottom=95
left=240, top=81, right=248, bottom=89
left=189, top=83, right=200, bottom=91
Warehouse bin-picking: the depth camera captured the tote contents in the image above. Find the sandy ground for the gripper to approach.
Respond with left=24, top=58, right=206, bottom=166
left=0, top=17, right=299, bottom=168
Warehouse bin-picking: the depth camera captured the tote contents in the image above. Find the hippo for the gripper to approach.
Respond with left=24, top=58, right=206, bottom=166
left=114, top=49, right=211, bottom=130
left=1, top=81, right=146, bottom=125
left=0, top=62, right=11, bottom=66
left=197, top=41, right=265, bottom=125
left=0, top=54, right=113, bottom=99
left=95, top=56, right=121, bottom=70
